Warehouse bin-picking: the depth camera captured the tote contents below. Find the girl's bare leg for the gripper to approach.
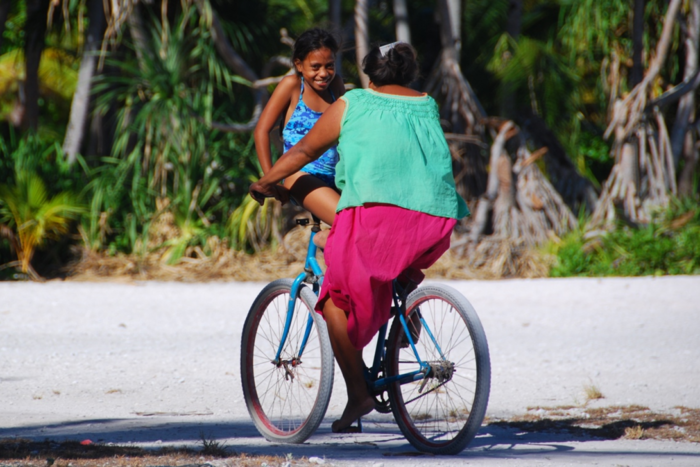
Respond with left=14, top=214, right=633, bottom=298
left=284, top=172, right=338, bottom=249
left=284, top=172, right=339, bottom=225
left=322, top=297, right=375, bottom=432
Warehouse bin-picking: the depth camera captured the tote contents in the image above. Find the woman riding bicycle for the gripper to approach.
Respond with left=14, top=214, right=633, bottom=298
left=250, top=42, right=469, bottom=433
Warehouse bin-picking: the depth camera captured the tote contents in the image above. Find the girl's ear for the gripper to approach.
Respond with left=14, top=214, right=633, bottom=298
left=294, top=59, right=302, bottom=73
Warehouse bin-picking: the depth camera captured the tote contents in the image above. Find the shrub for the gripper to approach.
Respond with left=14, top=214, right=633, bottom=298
left=547, top=199, right=700, bottom=277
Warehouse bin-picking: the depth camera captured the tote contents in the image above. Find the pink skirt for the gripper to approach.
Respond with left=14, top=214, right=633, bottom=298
left=315, top=204, right=456, bottom=349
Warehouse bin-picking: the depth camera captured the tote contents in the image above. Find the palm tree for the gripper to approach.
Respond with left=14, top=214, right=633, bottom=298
left=354, top=0, right=369, bottom=88
left=0, top=171, right=83, bottom=279
left=63, top=0, right=106, bottom=162
left=393, top=0, right=410, bottom=44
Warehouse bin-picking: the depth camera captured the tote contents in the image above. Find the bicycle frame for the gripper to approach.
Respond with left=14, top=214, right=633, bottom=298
left=365, top=284, right=447, bottom=394
left=273, top=218, right=448, bottom=392
left=273, top=220, right=324, bottom=364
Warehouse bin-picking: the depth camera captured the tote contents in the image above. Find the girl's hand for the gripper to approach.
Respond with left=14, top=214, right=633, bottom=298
left=249, top=182, right=290, bottom=205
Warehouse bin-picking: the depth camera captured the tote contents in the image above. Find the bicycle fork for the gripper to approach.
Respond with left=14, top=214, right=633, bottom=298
left=272, top=218, right=324, bottom=377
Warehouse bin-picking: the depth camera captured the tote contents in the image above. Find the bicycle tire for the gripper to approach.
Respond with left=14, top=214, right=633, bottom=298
left=241, top=278, right=334, bottom=443
left=385, top=284, right=490, bottom=454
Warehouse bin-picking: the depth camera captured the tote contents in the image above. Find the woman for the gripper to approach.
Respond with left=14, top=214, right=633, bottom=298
left=250, top=42, right=469, bottom=433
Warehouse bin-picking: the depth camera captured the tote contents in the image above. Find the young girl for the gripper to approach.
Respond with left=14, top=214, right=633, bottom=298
left=254, top=28, right=344, bottom=237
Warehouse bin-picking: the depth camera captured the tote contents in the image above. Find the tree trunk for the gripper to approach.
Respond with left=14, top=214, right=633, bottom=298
left=673, top=0, right=700, bottom=196
left=437, top=0, right=457, bottom=62
left=432, top=0, right=485, bottom=130
left=0, top=0, right=12, bottom=53
left=470, top=122, right=513, bottom=246
left=501, top=0, right=522, bottom=119
left=447, top=0, right=461, bottom=57
left=506, top=0, right=522, bottom=39
left=520, top=111, right=599, bottom=212
left=127, top=2, right=152, bottom=70
left=198, top=1, right=258, bottom=83
left=630, top=0, right=645, bottom=87
left=354, top=0, right=369, bottom=88
left=328, top=0, right=343, bottom=72
left=63, top=0, right=106, bottom=163
left=23, top=0, right=50, bottom=130
left=393, top=0, right=411, bottom=44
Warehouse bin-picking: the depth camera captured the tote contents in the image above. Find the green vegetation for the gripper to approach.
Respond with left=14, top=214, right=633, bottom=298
left=548, top=200, right=700, bottom=277
left=0, top=0, right=697, bottom=279
left=0, top=169, right=83, bottom=278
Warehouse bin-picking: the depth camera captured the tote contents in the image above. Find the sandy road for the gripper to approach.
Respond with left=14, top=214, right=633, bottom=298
left=1, top=276, right=700, bottom=466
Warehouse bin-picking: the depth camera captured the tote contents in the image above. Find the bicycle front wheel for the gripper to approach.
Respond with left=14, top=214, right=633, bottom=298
left=386, top=284, right=490, bottom=455
left=241, top=279, right=334, bottom=443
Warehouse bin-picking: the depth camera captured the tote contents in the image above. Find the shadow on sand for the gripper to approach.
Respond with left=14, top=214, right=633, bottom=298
left=2, top=417, right=700, bottom=463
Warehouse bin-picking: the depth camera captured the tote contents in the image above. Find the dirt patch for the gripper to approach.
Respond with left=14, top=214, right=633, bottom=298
left=488, top=405, right=700, bottom=443
left=0, top=438, right=312, bottom=467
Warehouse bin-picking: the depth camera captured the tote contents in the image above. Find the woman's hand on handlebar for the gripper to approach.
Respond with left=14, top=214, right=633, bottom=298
left=249, top=181, right=290, bottom=206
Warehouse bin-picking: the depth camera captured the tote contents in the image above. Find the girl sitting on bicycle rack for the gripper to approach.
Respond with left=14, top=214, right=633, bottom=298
left=250, top=42, right=469, bottom=433
left=254, top=28, right=344, bottom=247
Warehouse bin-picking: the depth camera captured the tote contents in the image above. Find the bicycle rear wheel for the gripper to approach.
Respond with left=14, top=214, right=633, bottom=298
left=241, top=279, right=334, bottom=443
left=386, top=284, right=490, bottom=454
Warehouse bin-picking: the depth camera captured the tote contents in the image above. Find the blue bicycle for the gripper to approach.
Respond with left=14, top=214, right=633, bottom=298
left=241, top=215, right=491, bottom=454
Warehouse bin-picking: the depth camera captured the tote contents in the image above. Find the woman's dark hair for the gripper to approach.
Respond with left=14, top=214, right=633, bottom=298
left=362, top=42, right=419, bottom=87
left=292, top=28, right=339, bottom=69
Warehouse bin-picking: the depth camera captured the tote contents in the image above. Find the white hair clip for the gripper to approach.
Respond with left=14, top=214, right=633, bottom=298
left=379, top=41, right=402, bottom=57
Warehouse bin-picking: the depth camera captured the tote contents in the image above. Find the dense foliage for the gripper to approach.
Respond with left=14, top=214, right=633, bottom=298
left=0, top=0, right=697, bottom=278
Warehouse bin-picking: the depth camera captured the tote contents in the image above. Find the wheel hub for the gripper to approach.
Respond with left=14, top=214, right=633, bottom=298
left=418, top=360, right=455, bottom=393
left=274, top=357, right=302, bottom=381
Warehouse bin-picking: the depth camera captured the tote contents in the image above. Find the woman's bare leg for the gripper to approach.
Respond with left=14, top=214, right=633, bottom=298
left=322, top=297, right=375, bottom=432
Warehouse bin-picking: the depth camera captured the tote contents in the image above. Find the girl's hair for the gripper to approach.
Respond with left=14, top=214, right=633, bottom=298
left=362, top=42, right=419, bottom=87
left=292, top=28, right=339, bottom=68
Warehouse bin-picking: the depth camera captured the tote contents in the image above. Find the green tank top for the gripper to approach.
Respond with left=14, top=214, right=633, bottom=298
left=335, top=89, right=469, bottom=219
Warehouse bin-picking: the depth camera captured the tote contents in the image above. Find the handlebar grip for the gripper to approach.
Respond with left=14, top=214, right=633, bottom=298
left=251, top=190, right=268, bottom=203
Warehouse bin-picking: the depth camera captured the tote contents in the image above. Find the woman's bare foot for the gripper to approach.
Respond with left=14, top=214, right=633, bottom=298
left=313, top=229, right=330, bottom=249
left=331, top=396, right=375, bottom=433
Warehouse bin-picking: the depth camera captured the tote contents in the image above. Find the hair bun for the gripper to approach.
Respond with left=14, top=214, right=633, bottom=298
left=362, top=42, right=419, bottom=87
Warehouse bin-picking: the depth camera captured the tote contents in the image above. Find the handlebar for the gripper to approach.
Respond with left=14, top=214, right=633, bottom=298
left=250, top=190, right=268, bottom=204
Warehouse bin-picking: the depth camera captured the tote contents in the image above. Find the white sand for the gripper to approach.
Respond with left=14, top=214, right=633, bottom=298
left=1, top=276, right=699, bottom=466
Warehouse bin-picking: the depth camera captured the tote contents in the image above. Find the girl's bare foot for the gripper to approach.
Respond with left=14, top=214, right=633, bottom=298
left=331, top=396, right=375, bottom=433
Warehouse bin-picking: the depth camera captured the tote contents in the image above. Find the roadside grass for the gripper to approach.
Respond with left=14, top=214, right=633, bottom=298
left=488, top=405, right=700, bottom=442
left=200, top=432, right=229, bottom=457
left=584, top=384, right=604, bottom=403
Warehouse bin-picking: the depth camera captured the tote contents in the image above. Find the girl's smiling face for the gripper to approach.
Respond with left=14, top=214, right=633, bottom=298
left=295, top=47, right=336, bottom=92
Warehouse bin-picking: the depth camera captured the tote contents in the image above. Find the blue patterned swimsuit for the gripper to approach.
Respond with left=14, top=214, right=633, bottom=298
left=282, top=79, right=338, bottom=188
